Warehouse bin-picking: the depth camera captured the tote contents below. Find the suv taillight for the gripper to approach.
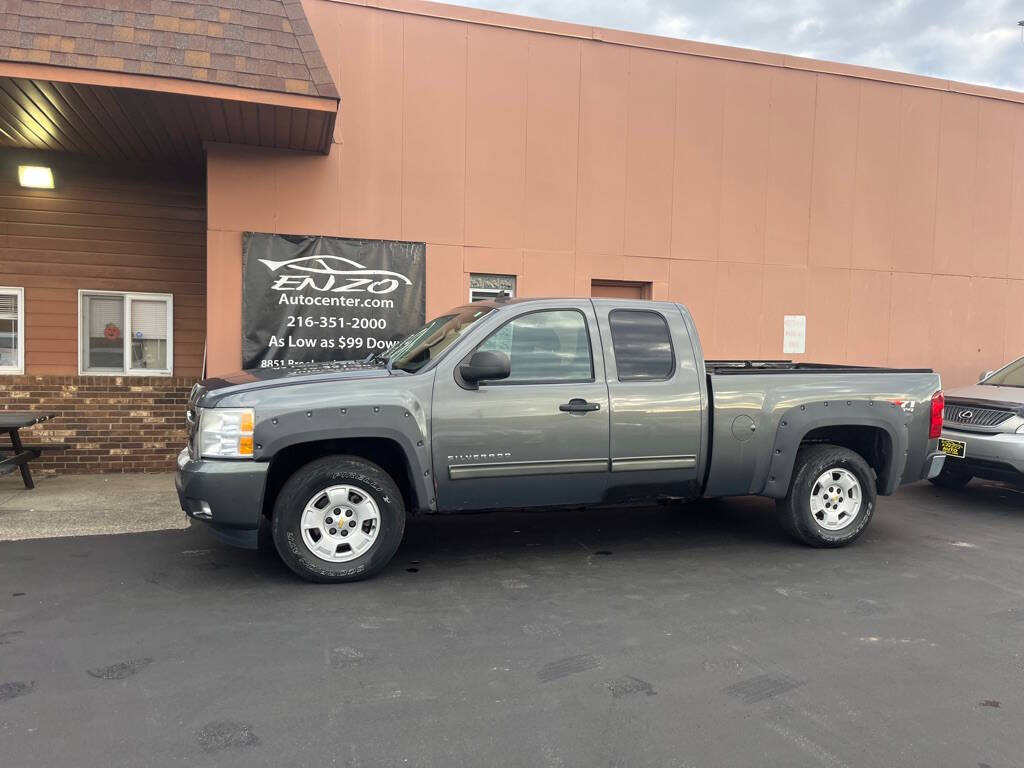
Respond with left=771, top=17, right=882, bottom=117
left=929, top=390, right=944, bottom=439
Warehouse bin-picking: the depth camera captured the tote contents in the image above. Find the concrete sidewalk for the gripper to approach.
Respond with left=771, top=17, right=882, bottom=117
left=0, top=472, right=186, bottom=541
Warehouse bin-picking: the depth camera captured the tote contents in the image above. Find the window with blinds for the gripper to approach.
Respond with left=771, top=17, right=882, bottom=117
left=0, top=292, right=18, bottom=316
left=82, top=294, right=124, bottom=372
left=129, top=299, right=169, bottom=372
left=80, top=291, right=173, bottom=375
left=0, top=287, right=23, bottom=373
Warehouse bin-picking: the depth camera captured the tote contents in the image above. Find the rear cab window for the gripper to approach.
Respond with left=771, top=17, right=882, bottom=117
left=609, top=309, right=675, bottom=381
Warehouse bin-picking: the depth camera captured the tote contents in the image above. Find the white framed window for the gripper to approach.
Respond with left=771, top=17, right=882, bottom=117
left=470, top=273, right=516, bottom=302
left=0, top=287, right=24, bottom=374
left=78, top=290, right=173, bottom=376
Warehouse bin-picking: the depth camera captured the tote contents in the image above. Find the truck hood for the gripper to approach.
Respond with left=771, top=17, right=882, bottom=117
left=195, top=360, right=397, bottom=405
left=944, top=382, right=1024, bottom=411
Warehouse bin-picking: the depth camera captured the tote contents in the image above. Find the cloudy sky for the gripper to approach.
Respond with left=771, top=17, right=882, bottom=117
left=456, top=0, right=1024, bottom=91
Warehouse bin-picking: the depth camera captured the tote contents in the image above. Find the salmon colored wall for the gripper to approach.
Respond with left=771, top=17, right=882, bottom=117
left=205, top=0, right=1024, bottom=387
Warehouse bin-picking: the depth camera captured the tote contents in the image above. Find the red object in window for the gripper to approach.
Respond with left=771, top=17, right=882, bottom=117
left=929, top=390, right=944, bottom=439
left=104, top=323, right=120, bottom=341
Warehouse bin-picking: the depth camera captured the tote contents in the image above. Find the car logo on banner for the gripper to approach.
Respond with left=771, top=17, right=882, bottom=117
left=258, top=255, right=413, bottom=295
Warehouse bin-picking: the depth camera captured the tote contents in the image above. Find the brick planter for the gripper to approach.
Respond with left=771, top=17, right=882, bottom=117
left=0, top=376, right=196, bottom=474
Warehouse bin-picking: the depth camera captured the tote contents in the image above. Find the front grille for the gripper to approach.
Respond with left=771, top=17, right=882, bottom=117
left=943, top=403, right=1015, bottom=428
left=185, top=407, right=198, bottom=458
left=185, top=384, right=201, bottom=457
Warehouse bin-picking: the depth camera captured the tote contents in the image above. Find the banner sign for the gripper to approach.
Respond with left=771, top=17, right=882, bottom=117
left=242, top=233, right=426, bottom=370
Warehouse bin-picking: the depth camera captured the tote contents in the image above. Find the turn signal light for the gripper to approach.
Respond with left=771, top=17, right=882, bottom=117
left=929, top=390, right=944, bottom=439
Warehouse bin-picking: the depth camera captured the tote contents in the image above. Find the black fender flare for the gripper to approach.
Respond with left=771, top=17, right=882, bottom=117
left=255, top=405, right=433, bottom=512
left=761, top=400, right=909, bottom=498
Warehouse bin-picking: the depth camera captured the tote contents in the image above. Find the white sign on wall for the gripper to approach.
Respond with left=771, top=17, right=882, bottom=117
left=783, top=315, right=806, bottom=355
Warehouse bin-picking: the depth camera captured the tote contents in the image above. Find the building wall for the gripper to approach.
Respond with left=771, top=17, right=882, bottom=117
left=0, top=150, right=206, bottom=471
left=0, top=375, right=194, bottom=473
left=205, top=0, right=1024, bottom=388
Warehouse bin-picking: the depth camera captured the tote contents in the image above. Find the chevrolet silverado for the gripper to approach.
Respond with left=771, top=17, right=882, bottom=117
left=176, top=298, right=947, bottom=582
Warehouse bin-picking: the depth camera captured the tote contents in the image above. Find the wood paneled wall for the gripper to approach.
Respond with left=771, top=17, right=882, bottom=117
left=0, top=150, right=206, bottom=376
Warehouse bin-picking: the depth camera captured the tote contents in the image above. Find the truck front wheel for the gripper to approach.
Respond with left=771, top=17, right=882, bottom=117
left=777, top=444, right=876, bottom=547
left=272, top=455, right=406, bottom=583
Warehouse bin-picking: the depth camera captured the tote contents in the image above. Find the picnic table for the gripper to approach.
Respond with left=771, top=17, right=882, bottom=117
left=0, top=412, right=56, bottom=490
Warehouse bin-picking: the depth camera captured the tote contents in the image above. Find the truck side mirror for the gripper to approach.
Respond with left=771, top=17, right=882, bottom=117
left=979, top=370, right=994, bottom=382
left=460, top=350, right=510, bottom=386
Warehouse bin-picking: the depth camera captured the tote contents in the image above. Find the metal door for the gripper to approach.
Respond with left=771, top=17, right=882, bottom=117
left=594, top=301, right=705, bottom=501
left=431, top=301, right=610, bottom=511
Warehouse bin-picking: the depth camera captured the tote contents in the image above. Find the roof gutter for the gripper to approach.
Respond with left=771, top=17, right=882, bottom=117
left=0, top=60, right=339, bottom=114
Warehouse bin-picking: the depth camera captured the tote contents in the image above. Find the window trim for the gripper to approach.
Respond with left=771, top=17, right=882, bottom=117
left=608, top=308, right=676, bottom=383
left=458, top=307, right=596, bottom=388
left=77, top=289, right=174, bottom=377
left=0, top=286, right=25, bottom=375
left=469, top=287, right=511, bottom=302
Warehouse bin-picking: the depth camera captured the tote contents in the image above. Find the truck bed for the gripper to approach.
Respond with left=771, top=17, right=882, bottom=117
left=701, top=364, right=942, bottom=499
left=706, top=360, right=933, bottom=375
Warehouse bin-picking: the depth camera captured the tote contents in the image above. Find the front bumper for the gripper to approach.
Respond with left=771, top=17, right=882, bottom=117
left=175, top=449, right=269, bottom=550
left=940, top=427, right=1024, bottom=480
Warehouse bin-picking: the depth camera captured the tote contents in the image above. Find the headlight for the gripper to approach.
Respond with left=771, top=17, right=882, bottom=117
left=199, top=407, right=255, bottom=458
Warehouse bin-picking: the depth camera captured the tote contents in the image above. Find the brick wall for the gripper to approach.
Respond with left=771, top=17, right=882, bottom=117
left=0, top=376, right=195, bottom=474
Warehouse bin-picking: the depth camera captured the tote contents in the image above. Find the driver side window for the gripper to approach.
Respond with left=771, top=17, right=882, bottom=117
left=476, top=309, right=593, bottom=384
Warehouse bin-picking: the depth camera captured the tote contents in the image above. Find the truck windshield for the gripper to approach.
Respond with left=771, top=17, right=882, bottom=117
left=382, top=305, right=493, bottom=373
left=983, top=357, right=1024, bottom=388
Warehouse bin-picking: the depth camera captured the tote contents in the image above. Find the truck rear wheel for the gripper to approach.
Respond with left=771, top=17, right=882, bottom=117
left=272, top=455, right=406, bottom=583
left=777, top=444, right=876, bottom=547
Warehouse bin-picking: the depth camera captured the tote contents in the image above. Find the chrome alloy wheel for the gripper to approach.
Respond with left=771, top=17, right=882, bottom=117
left=300, top=484, right=381, bottom=563
left=808, top=468, right=862, bottom=531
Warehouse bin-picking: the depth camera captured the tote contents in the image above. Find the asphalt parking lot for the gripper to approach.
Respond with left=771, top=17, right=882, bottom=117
left=2, top=480, right=1024, bottom=767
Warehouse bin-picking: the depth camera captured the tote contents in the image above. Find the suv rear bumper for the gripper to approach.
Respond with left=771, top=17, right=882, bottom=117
left=923, top=452, right=946, bottom=480
left=940, top=427, right=1024, bottom=480
left=175, top=449, right=268, bottom=549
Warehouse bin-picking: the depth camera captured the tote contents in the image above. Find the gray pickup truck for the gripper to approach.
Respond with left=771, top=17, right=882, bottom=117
left=176, top=298, right=947, bottom=582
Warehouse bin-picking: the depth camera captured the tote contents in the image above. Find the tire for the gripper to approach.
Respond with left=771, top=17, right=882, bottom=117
left=272, top=455, right=406, bottom=583
left=777, top=444, right=876, bottom=548
left=928, top=465, right=972, bottom=489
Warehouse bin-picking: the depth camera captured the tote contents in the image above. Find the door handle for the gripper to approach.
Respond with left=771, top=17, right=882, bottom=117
left=559, top=398, right=601, bottom=413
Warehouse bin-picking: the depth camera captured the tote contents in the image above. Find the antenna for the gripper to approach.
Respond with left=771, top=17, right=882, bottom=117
left=1019, top=19, right=1024, bottom=44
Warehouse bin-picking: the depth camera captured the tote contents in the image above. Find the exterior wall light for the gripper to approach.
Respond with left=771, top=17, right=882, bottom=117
left=18, top=165, right=54, bottom=189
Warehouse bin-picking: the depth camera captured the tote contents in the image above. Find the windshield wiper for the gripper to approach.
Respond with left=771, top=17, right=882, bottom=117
left=362, top=350, right=398, bottom=372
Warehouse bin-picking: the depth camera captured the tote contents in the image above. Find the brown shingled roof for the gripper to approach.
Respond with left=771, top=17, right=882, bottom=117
left=0, top=0, right=339, bottom=100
